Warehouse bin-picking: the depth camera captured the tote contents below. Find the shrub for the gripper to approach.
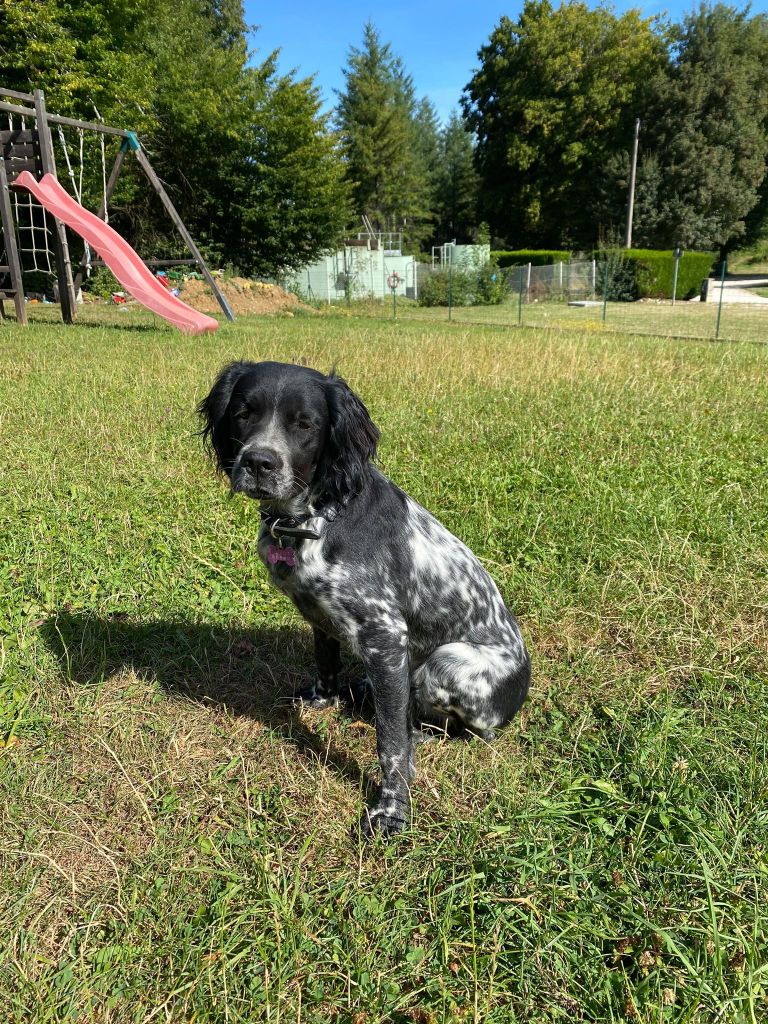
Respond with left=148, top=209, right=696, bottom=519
left=418, top=268, right=469, bottom=306
left=474, top=264, right=509, bottom=304
left=595, top=249, right=717, bottom=300
left=418, top=264, right=509, bottom=307
left=491, top=249, right=571, bottom=268
left=596, top=248, right=638, bottom=301
left=84, top=266, right=121, bottom=299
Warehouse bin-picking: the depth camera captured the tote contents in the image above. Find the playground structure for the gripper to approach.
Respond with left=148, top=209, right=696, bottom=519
left=0, top=86, right=233, bottom=331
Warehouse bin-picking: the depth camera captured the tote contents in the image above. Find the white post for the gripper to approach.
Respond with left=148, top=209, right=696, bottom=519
left=592, top=258, right=597, bottom=297
left=559, top=261, right=563, bottom=290
left=526, top=262, right=532, bottom=302
left=624, top=118, right=641, bottom=249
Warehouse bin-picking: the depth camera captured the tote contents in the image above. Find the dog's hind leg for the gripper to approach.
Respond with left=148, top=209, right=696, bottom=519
left=412, top=641, right=530, bottom=741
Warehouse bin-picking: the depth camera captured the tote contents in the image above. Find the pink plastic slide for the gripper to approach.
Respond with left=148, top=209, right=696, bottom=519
left=13, top=171, right=219, bottom=335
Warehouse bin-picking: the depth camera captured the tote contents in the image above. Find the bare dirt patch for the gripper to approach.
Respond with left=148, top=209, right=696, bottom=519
left=180, top=277, right=309, bottom=316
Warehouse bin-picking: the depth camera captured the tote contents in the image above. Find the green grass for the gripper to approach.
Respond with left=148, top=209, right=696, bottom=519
left=333, top=295, right=768, bottom=344
left=727, top=244, right=768, bottom=278
left=2, top=307, right=768, bottom=1022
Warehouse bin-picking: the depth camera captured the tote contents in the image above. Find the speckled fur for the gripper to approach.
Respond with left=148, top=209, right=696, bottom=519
left=199, top=361, right=530, bottom=838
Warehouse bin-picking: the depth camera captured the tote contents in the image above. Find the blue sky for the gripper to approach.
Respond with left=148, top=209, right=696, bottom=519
left=242, top=0, right=765, bottom=124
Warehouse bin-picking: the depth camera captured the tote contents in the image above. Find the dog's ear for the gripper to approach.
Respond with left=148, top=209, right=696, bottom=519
left=197, top=361, right=250, bottom=474
left=317, top=372, right=379, bottom=504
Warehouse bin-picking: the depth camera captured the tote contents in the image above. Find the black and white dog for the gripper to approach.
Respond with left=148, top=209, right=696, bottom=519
left=199, top=361, right=530, bottom=837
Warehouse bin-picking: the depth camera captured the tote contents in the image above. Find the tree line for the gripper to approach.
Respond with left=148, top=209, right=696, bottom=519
left=1, top=1, right=767, bottom=274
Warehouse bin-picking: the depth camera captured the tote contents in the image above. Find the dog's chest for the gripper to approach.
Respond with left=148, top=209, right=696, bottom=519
left=257, top=527, right=366, bottom=645
left=257, top=524, right=334, bottom=609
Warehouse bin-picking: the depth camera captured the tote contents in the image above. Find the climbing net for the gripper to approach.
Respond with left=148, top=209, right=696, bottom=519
left=4, top=111, right=55, bottom=277
left=2, top=110, right=109, bottom=283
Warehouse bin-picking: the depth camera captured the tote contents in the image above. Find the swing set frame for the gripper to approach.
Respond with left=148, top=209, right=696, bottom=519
left=0, top=86, right=234, bottom=324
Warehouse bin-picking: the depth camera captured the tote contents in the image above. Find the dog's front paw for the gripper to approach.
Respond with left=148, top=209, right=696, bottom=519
left=356, top=808, right=407, bottom=840
left=291, top=682, right=337, bottom=709
left=355, top=796, right=409, bottom=840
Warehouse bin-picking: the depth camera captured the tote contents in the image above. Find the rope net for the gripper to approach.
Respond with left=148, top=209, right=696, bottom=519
left=4, top=112, right=55, bottom=277
left=1, top=111, right=110, bottom=286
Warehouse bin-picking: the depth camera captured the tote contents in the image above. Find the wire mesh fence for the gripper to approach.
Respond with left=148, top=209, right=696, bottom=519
left=333, top=258, right=768, bottom=345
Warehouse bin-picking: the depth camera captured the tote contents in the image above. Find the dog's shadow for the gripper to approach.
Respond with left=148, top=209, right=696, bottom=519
left=42, top=612, right=373, bottom=792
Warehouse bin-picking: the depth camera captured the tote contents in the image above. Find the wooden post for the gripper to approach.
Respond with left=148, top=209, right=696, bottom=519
left=133, top=146, right=234, bottom=321
left=72, top=146, right=126, bottom=293
left=34, top=89, right=77, bottom=323
left=0, top=152, right=28, bottom=324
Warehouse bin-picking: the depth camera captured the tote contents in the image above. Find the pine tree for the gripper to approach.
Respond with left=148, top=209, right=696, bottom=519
left=336, top=22, right=434, bottom=246
left=432, top=112, right=480, bottom=244
left=230, top=64, right=353, bottom=275
left=412, top=97, right=441, bottom=243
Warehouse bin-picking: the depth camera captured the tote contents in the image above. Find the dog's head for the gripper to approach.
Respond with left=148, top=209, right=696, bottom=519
left=198, top=361, right=379, bottom=506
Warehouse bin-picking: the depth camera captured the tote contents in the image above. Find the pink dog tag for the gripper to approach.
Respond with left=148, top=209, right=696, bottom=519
left=267, top=544, right=296, bottom=567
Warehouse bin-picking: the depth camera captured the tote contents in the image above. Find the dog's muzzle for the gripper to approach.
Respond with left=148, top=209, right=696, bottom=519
left=233, top=447, right=286, bottom=499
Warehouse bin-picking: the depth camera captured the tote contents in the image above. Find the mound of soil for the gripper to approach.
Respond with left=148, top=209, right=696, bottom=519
left=180, top=277, right=308, bottom=316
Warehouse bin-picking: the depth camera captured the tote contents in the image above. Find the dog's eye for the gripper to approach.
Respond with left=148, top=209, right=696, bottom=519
left=234, top=409, right=250, bottom=421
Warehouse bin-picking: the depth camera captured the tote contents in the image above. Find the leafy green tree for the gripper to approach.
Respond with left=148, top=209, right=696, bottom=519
left=225, top=62, right=352, bottom=274
left=432, top=112, right=480, bottom=244
left=0, top=1, right=157, bottom=130
left=0, top=0, right=351, bottom=274
left=335, top=22, right=434, bottom=246
left=462, top=1, right=665, bottom=248
left=636, top=4, right=768, bottom=251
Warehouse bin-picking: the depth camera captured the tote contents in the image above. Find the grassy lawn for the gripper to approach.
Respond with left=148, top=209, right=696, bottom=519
left=2, top=307, right=767, bottom=1022
left=330, top=296, right=768, bottom=345
left=727, top=246, right=768, bottom=279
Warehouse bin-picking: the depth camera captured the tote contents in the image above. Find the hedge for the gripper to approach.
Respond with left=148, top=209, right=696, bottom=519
left=595, top=249, right=717, bottom=300
left=491, top=249, right=571, bottom=268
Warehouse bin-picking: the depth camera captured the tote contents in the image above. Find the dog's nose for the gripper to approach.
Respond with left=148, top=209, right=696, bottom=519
left=242, top=448, right=283, bottom=475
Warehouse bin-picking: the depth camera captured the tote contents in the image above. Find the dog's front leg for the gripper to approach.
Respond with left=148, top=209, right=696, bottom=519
left=357, top=627, right=414, bottom=838
left=295, top=627, right=341, bottom=708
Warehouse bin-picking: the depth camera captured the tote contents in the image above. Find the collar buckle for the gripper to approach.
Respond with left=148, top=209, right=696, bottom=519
left=262, top=512, right=322, bottom=543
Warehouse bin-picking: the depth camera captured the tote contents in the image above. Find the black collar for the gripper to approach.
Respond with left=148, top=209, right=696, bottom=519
left=260, top=510, right=322, bottom=542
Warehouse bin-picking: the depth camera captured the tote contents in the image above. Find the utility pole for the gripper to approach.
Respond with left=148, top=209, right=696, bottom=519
left=624, top=118, right=640, bottom=249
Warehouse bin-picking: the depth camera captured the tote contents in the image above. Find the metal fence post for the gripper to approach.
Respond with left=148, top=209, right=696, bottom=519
left=602, top=261, right=609, bottom=322
left=518, top=266, right=524, bottom=325
left=672, top=247, right=681, bottom=305
left=448, top=261, right=453, bottom=321
left=715, top=259, right=727, bottom=339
